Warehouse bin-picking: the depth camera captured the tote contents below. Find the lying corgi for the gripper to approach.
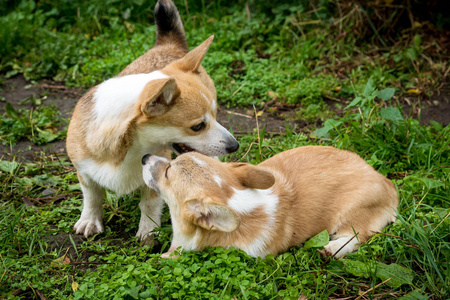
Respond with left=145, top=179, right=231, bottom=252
left=66, top=0, right=238, bottom=240
left=141, top=146, right=398, bottom=258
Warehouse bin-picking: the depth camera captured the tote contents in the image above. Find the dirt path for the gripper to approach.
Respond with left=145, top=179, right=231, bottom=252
left=0, top=76, right=298, bottom=161
left=1, top=75, right=449, bottom=161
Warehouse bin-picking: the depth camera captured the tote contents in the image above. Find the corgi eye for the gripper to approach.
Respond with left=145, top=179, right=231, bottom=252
left=190, top=122, right=206, bottom=132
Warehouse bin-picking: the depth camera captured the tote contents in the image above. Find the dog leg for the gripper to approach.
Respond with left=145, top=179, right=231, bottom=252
left=74, top=177, right=105, bottom=238
left=320, top=233, right=360, bottom=258
left=320, top=204, right=396, bottom=258
left=136, top=186, right=165, bottom=241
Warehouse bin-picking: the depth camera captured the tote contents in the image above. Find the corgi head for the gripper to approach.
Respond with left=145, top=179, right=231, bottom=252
left=141, top=152, right=275, bottom=234
left=135, top=35, right=239, bottom=157
left=85, top=36, right=239, bottom=164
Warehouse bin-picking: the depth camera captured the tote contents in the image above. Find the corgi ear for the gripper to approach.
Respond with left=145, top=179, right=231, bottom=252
left=140, top=77, right=180, bottom=117
left=185, top=198, right=239, bottom=232
left=230, top=163, right=275, bottom=190
left=173, top=35, right=214, bottom=72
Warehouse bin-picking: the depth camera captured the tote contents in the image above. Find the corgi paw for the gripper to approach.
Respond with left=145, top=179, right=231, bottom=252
left=74, top=215, right=104, bottom=238
left=321, top=237, right=358, bottom=258
left=136, top=217, right=159, bottom=241
left=136, top=226, right=155, bottom=240
left=136, top=229, right=159, bottom=247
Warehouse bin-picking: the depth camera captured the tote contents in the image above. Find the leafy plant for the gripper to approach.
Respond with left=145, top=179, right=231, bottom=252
left=0, top=102, right=67, bottom=145
left=1, top=0, right=447, bottom=107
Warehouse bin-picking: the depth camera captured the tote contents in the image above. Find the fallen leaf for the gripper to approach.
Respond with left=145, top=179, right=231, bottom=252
left=124, top=21, right=135, bottom=33
left=72, top=281, right=79, bottom=292
left=51, top=254, right=71, bottom=267
left=407, top=89, right=421, bottom=94
left=42, top=188, right=56, bottom=196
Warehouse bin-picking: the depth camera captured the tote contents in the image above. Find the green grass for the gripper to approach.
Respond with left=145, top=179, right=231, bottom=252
left=1, top=0, right=449, bottom=299
left=1, top=0, right=447, bottom=109
left=1, top=82, right=448, bottom=299
left=0, top=102, right=67, bottom=146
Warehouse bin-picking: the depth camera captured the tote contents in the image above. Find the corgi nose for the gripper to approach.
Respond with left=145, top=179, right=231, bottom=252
left=226, top=141, right=239, bottom=153
left=142, top=154, right=152, bottom=165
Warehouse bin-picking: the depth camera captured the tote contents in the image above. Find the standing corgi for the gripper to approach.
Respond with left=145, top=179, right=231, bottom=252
left=141, top=146, right=398, bottom=258
left=67, top=0, right=238, bottom=240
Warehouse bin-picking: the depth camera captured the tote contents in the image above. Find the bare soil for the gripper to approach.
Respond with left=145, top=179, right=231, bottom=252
left=1, top=75, right=449, bottom=161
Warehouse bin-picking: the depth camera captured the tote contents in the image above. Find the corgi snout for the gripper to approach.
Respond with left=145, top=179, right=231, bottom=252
left=142, top=154, right=169, bottom=193
left=142, top=154, right=168, bottom=169
left=170, top=122, right=239, bottom=156
left=142, top=154, right=152, bottom=165
left=225, top=137, right=239, bottom=153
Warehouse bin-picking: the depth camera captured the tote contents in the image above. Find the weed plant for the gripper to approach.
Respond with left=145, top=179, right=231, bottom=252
left=0, top=103, right=67, bottom=146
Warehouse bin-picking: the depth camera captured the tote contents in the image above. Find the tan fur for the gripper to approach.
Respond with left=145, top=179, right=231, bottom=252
left=142, top=146, right=398, bottom=257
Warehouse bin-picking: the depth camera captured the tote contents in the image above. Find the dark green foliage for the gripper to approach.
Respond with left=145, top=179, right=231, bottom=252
left=1, top=0, right=447, bottom=106
left=1, top=81, right=448, bottom=298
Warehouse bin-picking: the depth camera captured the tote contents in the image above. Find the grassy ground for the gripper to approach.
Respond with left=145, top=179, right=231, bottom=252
left=1, top=0, right=449, bottom=299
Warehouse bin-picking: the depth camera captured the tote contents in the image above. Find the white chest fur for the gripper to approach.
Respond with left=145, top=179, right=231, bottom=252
left=77, top=145, right=145, bottom=195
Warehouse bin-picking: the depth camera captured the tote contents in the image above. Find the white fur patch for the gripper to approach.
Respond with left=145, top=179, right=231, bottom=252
left=93, top=71, right=168, bottom=122
left=142, top=155, right=170, bottom=193
left=164, top=189, right=201, bottom=252
left=77, top=142, right=151, bottom=195
left=137, top=187, right=165, bottom=239
left=137, top=125, right=184, bottom=150
left=228, top=188, right=278, bottom=215
left=228, top=188, right=279, bottom=257
left=171, top=221, right=200, bottom=251
left=73, top=181, right=104, bottom=237
left=77, top=158, right=142, bottom=196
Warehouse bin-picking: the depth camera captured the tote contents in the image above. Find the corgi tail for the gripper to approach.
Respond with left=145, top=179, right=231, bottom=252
left=154, top=0, right=188, bottom=52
